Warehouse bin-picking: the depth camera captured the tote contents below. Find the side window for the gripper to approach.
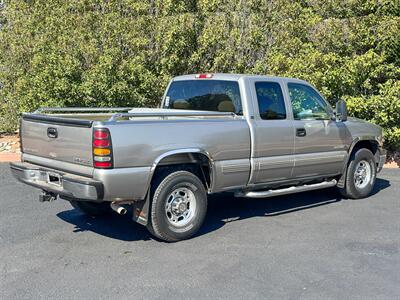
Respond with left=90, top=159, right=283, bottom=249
left=288, top=83, right=331, bottom=120
left=255, top=82, right=286, bottom=120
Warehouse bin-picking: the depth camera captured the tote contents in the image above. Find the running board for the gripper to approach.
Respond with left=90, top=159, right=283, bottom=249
left=236, top=180, right=337, bottom=199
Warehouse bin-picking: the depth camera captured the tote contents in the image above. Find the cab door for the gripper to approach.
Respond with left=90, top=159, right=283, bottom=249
left=285, top=82, right=351, bottom=178
left=248, top=79, right=295, bottom=184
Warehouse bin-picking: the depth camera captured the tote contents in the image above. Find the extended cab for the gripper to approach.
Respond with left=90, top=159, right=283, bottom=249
left=10, top=74, right=386, bottom=241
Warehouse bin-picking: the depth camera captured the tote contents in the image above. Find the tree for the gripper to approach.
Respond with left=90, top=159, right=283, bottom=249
left=0, top=0, right=399, bottom=150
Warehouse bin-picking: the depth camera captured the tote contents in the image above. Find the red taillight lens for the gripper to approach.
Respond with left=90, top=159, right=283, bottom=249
left=93, top=139, right=110, bottom=147
left=94, top=130, right=109, bottom=139
left=93, top=128, right=113, bottom=169
left=94, top=161, right=112, bottom=168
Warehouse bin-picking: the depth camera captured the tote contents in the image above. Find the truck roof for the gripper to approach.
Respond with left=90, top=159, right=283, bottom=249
left=173, top=73, right=309, bottom=84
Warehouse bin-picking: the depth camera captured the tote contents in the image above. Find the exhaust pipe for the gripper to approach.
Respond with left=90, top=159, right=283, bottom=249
left=110, top=201, right=133, bottom=215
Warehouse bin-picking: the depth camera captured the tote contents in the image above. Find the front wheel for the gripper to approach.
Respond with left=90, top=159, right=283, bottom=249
left=339, top=148, right=377, bottom=199
left=147, top=170, right=208, bottom=242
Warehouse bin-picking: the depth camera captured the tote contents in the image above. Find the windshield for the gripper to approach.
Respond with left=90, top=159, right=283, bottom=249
left=164, top=80, right=242, bottom=115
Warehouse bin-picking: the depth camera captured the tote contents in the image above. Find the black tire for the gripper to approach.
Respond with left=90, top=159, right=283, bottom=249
left=339, top=148, right=377, bottom=199
left=70, top=200, right=112, bottom=216
left=147, top=170, right=207, bottom=242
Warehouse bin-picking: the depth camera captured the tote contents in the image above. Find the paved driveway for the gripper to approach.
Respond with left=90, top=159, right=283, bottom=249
left=1, top=164, right=399, bottom=299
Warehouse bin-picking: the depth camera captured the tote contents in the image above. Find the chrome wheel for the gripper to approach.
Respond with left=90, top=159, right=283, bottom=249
left=165, top=187, right=197, bottom=227
left=353, top=160, right=372, bottom=189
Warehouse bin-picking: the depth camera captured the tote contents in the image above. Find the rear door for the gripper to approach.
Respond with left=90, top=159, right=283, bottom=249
left=285, top=82, right=351, bottom=178
left=248, top=79, right=295, bottom=183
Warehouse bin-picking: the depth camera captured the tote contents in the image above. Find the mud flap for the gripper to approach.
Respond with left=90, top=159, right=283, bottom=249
left=132, top=192, right=150, bottom=226
left=337, top=170, right=346, bottom=188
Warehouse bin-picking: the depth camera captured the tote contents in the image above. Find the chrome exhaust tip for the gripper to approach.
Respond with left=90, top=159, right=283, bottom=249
left=110, top=202, right=127, bottom=215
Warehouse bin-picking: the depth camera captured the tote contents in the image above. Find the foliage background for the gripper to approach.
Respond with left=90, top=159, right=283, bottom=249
left=0, top=0, right=399, bottom=150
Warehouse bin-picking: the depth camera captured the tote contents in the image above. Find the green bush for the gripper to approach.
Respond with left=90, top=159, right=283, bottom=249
left=0, top=0, right=399, bottom=151
left=346, top=80, right=400, bottom=151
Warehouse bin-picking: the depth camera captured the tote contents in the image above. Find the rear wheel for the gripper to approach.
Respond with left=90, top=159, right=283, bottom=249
left=147, top=170, right=207, bottom=242
left=339, top=148, right=377, bottom=199
left=70, top=200, right=112, bottom=216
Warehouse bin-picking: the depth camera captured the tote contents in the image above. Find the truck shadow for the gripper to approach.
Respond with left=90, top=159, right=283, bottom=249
left=57, top=178, right=390, bottom=242
left=57, top=208, right=152, bottom=241
left=199, top=177, right=390, bottom=237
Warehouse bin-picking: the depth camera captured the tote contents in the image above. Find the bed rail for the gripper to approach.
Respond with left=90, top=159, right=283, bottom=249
left=108, top=111, right=236, bottom=121
left=34, top=107, right=132, bottom=114
left=28, top=107, right=237, bottom=123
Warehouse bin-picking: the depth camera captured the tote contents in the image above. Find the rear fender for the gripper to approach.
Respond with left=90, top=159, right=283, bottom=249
left=131, top=148, right=214, bottom=226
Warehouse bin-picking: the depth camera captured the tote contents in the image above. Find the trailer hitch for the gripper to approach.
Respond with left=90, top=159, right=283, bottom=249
left=39, top=191, right=57, bottom=202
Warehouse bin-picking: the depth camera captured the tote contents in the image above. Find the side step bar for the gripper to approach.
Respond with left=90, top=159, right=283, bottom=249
left=236, top=180, right=337, bottom=199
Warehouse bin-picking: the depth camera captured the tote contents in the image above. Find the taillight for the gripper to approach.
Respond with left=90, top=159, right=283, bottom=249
left=93, top=139, right=110, bottom=147
left=93, top=128, right=113, bottom=169
left=93, top=148, right=111, bottom=156
left=94, top=130, right=109, bottom=139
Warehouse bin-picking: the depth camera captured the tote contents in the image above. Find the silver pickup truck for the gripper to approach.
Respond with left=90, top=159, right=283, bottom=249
left=10, top=73, right=386, bottom=241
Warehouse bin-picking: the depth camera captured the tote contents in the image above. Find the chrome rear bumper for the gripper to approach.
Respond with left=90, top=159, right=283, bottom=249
left=10, top=162, right=103, bottom=201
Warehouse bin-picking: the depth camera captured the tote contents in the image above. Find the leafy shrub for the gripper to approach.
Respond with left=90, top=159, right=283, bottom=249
left=346, top=80, right=400, bottom=151
left=0, top=0, right=399, bottom=151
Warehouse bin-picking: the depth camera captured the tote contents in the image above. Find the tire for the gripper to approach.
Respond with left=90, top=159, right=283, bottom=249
left=339, top=148, right=377, bottom=199
left=147, top=170, right=207, bottom=242
left=70, top=200, right=112, bottom=216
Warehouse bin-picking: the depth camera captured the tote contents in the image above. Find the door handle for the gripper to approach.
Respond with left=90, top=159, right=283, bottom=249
left=296, top=128, right=306, bottom=137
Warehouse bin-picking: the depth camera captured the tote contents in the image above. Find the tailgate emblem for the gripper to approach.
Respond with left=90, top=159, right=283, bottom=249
left=47, top=127, right=58, bottom=138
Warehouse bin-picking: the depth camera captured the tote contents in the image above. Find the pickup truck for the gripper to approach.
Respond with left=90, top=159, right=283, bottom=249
left=10, top=73, right=386, bottom=241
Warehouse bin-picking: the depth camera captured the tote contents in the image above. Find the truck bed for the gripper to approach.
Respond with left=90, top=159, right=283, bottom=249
left=20, top=107, right=242, bottom=171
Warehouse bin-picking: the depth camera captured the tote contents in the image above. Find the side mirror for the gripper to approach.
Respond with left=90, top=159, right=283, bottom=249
left=336, top=99, right=348, bottom=122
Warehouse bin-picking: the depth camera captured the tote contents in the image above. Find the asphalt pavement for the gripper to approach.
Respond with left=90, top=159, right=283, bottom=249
left=1, top=164, right=399, bottom=299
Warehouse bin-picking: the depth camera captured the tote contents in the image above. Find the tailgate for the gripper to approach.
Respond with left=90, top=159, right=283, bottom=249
left=21, top=114, right=94, bottom=168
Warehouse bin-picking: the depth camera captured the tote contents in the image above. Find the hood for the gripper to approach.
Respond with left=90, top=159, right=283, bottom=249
left=345, top=117, right=383, bottom=143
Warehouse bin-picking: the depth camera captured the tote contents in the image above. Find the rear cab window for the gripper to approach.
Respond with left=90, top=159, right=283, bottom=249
left=164, top=80, right=242, bottom=115
left=255, top=82, right=286, bottom=120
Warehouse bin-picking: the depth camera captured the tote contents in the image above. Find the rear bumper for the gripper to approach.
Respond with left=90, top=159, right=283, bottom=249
left=10, top=162, right=103, bottom=201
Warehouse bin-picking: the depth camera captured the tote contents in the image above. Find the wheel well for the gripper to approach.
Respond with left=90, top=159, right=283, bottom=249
left=338, top=139, right=380, bottom=188
left=151, top=153, right=212, bottom=190
left=351, top=140, right=379, bottom=156
left=349, top=139, right=381, bottom=168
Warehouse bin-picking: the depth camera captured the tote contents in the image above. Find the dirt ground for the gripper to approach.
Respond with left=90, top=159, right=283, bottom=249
left=386, top=152, right=400, bottom=168
left=0, top=134, right=20, bottom=153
